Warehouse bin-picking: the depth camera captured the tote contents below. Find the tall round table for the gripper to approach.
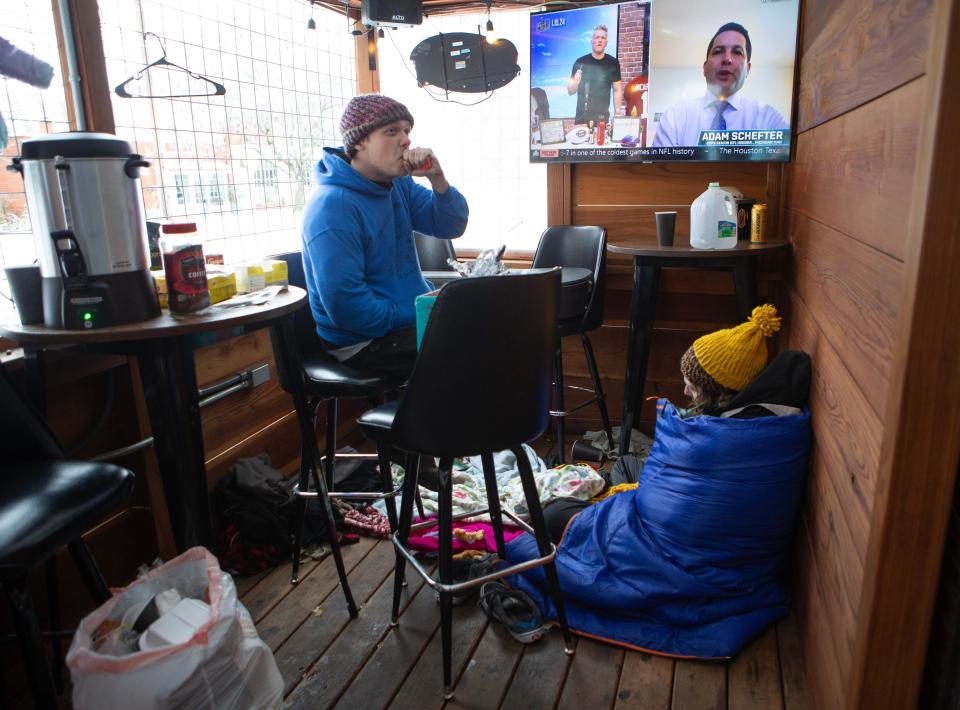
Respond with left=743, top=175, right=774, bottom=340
left=607, top=239, right=790, bottom=456
left=0, top=287, right=317, bottom=552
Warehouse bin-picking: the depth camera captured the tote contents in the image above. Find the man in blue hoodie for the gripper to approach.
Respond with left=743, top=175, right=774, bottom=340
left=301, top=94, right=469, bottom=378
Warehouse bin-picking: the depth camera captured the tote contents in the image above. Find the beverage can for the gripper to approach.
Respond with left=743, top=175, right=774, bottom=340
left=597, top=120, right=606, bottom=146
left=751, top=204, right=768, bottom=243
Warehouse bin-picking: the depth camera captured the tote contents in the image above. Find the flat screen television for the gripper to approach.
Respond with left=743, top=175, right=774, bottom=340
left=529, top=0, right=800, bottom=163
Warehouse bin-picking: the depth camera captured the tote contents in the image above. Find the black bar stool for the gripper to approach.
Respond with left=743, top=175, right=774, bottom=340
left=0, top=364, right=135, bottom=708
left=533, top=225, right=613, bottom=462
left=358, top=270, right=575, bottom=700
left=269, top=252, right=419, bottom=615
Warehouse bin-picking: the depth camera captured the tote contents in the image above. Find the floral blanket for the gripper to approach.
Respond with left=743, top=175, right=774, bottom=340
left=373, top=445, right=604, bottom=521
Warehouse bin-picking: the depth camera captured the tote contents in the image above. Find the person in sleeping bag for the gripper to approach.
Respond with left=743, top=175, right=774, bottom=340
left=506, top=304, right=812, bottom=659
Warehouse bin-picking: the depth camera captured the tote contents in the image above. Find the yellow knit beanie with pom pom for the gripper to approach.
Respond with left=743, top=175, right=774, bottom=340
left=685, top=304, right=781, bottom=392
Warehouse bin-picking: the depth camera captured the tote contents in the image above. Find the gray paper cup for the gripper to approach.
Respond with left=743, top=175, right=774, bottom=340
left=5, top=264, right=43, bottom=325
left=655, top=211, right=677, bottom=247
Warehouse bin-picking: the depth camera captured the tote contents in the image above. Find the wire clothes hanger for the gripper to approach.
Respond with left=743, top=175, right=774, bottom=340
left=114, top=32, right=226, bottom=99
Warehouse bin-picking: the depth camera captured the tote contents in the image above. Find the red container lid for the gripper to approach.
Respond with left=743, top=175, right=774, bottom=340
left=161, top=222, right=198, bottom=234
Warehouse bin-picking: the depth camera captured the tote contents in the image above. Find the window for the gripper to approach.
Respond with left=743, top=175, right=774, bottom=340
left=174, top=173, right=189, bottom=205
left=0, top=2, right=69, bottom=310
left=254, top=163, right=278, bottom=188
left=98, top=0, right=358, bottom=262
left=378, top=10, right=547, bottom=252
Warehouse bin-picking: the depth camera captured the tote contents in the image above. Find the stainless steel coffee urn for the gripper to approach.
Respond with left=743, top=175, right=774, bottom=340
left=9, top=132, right=160, bottom=329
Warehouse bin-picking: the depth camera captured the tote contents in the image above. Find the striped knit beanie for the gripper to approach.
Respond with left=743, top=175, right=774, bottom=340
left=680, top=304, right=782, bottom=393
left=339, top=94, right=414, bottom=156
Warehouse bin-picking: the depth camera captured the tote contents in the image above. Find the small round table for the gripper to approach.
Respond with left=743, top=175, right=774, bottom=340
left=422, top=266, right=593, bottom=320
left=606, top=239, right=790, bottom=456
left=0, top=287, right=316, bottom=552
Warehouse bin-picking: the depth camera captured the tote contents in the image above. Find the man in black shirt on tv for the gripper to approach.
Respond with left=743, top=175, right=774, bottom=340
left=567, top=24, right=623, bottom=126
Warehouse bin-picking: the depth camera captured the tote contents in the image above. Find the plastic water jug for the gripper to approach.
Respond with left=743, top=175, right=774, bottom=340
left=690, top=182, right=738, bottom=249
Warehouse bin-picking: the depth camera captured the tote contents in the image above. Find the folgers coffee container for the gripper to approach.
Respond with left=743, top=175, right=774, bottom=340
left=160, top=222, right=210, bottom=314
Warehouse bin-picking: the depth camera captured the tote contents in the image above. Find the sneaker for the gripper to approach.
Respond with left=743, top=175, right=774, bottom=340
left=478, top=582, right=550, bottom=644
left=444, top=554, right=496, bottom=606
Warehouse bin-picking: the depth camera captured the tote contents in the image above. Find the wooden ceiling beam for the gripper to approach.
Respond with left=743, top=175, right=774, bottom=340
left=315, top=0, right=546, bottom=19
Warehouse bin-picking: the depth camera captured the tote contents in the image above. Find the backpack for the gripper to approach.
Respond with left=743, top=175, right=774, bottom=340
left=212, top=467, right=296, bottom=575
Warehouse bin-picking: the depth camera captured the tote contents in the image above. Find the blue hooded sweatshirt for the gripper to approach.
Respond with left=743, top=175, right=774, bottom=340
left=301, top=147, right=469, bottom=347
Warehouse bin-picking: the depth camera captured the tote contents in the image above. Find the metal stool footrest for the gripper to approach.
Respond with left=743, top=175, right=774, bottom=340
left=550, top=392, right=601, bottom=418
left=293, top=481, right=402, bottom=501
left=294, top=451, right=402, bottom=500
left=393, top=507, right=556, bottom=595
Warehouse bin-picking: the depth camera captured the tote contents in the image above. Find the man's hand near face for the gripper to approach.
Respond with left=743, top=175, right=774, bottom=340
left=403, top=147, right=448, bottom=194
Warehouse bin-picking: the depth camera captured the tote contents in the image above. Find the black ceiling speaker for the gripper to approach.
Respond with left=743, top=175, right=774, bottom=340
left=361, top=0, right=422, bottom=27
left=410, top=32, right=520, bottom=94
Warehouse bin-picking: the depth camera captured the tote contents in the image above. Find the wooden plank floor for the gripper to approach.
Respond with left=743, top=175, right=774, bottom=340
left=235, top=539, right=814, bottom=710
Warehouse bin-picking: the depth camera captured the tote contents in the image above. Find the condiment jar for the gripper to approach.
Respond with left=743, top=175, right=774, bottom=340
left=160, top=222, right=210, bottom=314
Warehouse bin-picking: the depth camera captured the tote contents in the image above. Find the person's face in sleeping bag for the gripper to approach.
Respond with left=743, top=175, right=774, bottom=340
left=683, top=376, right=701, bottom=402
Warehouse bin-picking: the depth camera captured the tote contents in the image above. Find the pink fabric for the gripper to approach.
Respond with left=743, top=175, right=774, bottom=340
left=344, top=507, right=392, bottom=538
left=406, top=520, right=526, bottom=553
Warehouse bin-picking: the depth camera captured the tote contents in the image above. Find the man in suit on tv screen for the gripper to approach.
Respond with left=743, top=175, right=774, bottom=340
left=652, top=22, right=788, bottom=148
left=567, top=24, right=623, bottom=126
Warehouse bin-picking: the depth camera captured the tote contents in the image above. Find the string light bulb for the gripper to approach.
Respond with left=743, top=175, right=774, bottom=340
left=307, top=0, right=316, bottom=29
left=484, top=0, right=496, bottom=42
left=378, top=27, right=385, bottom=38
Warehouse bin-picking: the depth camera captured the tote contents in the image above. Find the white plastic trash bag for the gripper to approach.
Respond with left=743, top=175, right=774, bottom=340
left=66, top=547, right=282, bottom=709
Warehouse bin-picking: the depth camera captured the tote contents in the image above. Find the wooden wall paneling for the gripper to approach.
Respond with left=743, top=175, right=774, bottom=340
left=204, top=393, right=367, bottom=487
left=800, top=451, right=864, bottom=668
left=193, top=330, right=296, bottom=461
left=194, top=330, right=276, bottom=387
left=125, top=358, right=177, bottom=560
left=797, top=0, right=932, bottom=132
left=83, top=507, right=161, bottom=587
left=51, top=0, right=115, bottom=133
left=560, top=374, right=686, bottom=436
left=788, top=211, right=902, bottom=419
left=547, top=164, right=573, bottom=225
left=848, top=0, right=960, bottom=706
left=206, top=410, right=302, bottom=486
left=354, top=13, right=379, bottom=94
left=201, top=372, right=293, bottom=462
left=579, top=206, right=691, bottom=244
left=789, top=79, right=924, bottom=262
left=765, top=163, right=787, bottom=242
left=789, top=299, right=881, bottom=545
left=605, top=265, right=737, bottom=297
left=788, top=294, right=881, bottom=707
left=788, top=295, right=883, bottom=707
left=572, top=163, right=767, bottom=207
left=602, top=291, right=740, bottom=328
left=44, top=367, right=128, bottom=457
left=561, top=326, right=696, bottom=384
left=799, top=0, right=833, bottom=59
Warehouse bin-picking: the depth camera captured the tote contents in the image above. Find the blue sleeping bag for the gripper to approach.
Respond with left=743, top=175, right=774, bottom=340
left=506, top=399, right=811, bottom=658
